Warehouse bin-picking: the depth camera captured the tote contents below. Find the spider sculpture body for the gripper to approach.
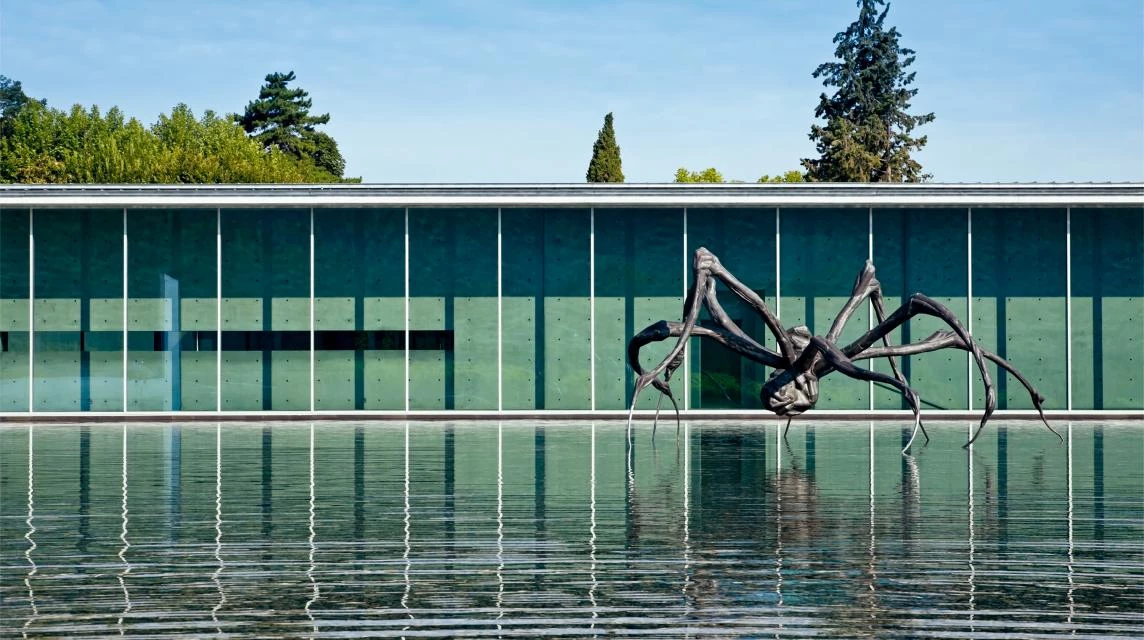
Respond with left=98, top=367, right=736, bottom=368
left=626, top=247, right=1062, bottom=453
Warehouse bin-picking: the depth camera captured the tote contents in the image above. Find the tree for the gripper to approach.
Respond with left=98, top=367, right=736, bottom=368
left=674, top=167, right=724, bottom=183
left=586, top=112, right=624, bottom=183
left=758, top=170, right=806, bottom=183
left=237, top=70, right=346, bottom=178
left=0, top=76, right=43, bottom=120
left=802, top=0, right=934, bottom=182
left=0, top=100, right=340, bottom=184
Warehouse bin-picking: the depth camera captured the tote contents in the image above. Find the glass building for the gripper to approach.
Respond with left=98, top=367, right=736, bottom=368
left=1, top=183, right=1141, bottom=416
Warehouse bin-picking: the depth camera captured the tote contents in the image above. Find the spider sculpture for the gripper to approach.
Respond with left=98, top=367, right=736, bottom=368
left=626, top=247, right=1062, bottom=453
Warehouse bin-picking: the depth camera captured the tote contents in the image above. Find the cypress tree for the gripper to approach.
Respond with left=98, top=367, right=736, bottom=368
left=586, top=112, right=624, bottom=183
left=237, top=71, right=346, bottom=178
left=802, top=0, right=934, bottom=182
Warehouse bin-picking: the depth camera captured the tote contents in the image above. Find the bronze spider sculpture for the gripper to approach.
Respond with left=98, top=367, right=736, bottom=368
left=626, top=247, right=1062, bottom=453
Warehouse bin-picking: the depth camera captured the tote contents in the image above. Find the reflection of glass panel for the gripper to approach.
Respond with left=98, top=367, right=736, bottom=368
left=220, top=208, right=309, bottom=410
left=409, top=208, right=497, bottom=410
left=0, top=209, right=30, bottom=411
left=686, top=208, right=776, bottom=409
left=779, top=207, right=869, bottom=410
left=502, top=209, right=591, bottom=410
left=594, top=208, right=683, bottom=410
left=128, top=209, right=218, bottom=410
left=33, top=209, right=123, bottom=411
left=313, top=208, right=404, bottom=410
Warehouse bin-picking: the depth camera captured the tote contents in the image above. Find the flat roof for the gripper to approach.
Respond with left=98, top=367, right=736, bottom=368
left=1, top=182, right=1142, bottom=207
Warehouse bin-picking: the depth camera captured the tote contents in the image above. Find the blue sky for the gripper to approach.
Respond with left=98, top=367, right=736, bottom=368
left=2, top=0, right=1142, bottom=183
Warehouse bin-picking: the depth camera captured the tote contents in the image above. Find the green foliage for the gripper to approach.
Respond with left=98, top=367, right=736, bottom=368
left=802, top=0, right=934, bottom=182
left=586, top=112, right=624, bottom=183
left=674, top=167, right=724, bottom=183
left=0, top=101, right=340, bottom=184
left=237, top=70, right=346, bottom=178
left=0, top=75, right=44, bottom=121
left=758, top=170, right=807, bottom=183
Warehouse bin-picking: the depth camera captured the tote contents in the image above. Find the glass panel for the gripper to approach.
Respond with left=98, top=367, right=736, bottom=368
left=501, top=209, right=591, bottom=409
left=594, top=208, right=683, bottom=410
left=33, top=209, right=124, bottom=411
left=127, top=209, right=218, bottom=410
left=973, top=208, right=1067, bottom=410
left=220, top=208, right=309, bottom=410
left=313, top=207, right=405, bottom=410
left=1, top=209, right=30, bottom=411
left=686, top=208, right=776, bottom=409
left=408, top=208, right=497, bottom=410
left=872, top=208, right=969, bottom=410
left=1071, top=207, right=1143, bottom=409
left=779, top=207, right=870, bottom=410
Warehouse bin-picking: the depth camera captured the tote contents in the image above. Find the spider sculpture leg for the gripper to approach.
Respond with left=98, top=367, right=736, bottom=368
left=800, top=336, right=927, bottom=453
left=841, top=293, right=1001, bottom=448
left=627, top=249, right=789, bottom=427
left=825, top=260, right=910, bottom=400
left=853, top=330, right=1063, bottom=445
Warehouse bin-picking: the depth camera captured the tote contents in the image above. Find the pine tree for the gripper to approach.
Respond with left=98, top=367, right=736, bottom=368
left=802, top=0, right=934, bottom=182
left=586, top=112, right=624, bottom=183
left=237, top=71, right=346, bottom=178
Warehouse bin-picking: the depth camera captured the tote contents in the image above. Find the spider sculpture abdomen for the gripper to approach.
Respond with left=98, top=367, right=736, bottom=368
left=626, top=248, right=1061, bottom=453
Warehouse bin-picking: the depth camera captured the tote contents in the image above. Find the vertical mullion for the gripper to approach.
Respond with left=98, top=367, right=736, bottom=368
left=216, top=207, right=222, bottom=413
left=775, top=207, right=782, bottom=323
left=682, top=207, right=688, bottom=411
left=28, top=208, right=34, bottom=412
left=589, top=207, right=596, bottom=412
left=309, top=208, right=315, bottom=413
left=497, top=207, right=503, bottom=413
left=122, top=208, right=128, bottom=411
left=1065, top=207, right=1072, bottom=411
left=966, top=207, right=973, bottom=412
left=404, top=207, right=410, bottom=414
left=868, top=207, right=874, bottom=410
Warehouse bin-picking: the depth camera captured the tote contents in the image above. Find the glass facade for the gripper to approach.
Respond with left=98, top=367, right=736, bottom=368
left=1, top=203, right=1140, bottom=413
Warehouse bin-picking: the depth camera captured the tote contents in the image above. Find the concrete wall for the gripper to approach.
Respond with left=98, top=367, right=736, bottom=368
left=1, top=205, right=1141, bottom=413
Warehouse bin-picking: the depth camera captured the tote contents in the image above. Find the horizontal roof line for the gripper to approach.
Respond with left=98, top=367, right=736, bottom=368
left=2, top=183, right=1141, bottom=207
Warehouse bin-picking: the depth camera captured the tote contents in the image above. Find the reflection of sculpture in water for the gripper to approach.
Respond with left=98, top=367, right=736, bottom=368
left=627, top=249, right=1063, bottom=452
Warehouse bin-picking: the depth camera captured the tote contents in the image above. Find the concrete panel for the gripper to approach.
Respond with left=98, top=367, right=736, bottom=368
left=1, top=300, right=29, bottom=330
left=0, top=348, right=29, bottom=411
left=686, top=208, right=777, bottom=409
left=874, top=208, right=970, bottom=410
left=127, top=298, right=172, bottom=331
left=34, top=353, right=81, bottom=410
left=315, top=297, right=354, bottom=331
left=779, top=207, right=870, bottom=410
left=221, top=297, right=263, bottom=330
left=271, top=297, right=308, bottom=331
left=409, top=297, right=444, bottom=330
left=593, top=296, right=626, bottom=410
left=1071, top=207, right=1144, bottom=409
left=222, top=352, right=262, bottom=410
left=34, top=299, right=80, bottom=330
left=502, top=296, right=536, bottom=409
left=315, top=351, right=354, bottom=409
left=545, top=297, right=592, bottom=409
left=271, top=351, right=309, bottom=410
left=363, top=297, right=404, bottom=330
left=409, top=350, right=445, bottom=410
left=363, top=351, right=404, bottom=409
left=180, top=298, right=217, bottom=330
left=180, top=352, right=217, bottom=410
left=973, top=208, right=1067, bottom=410
left=453, top=297, right=497, bottom=410
left=128, top=352, right=172, bottom=410
left=594, top=208, right=683, bottom=411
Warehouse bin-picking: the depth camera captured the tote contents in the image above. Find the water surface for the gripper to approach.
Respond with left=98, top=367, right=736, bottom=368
left=1, top=421, right=1141, bottom=638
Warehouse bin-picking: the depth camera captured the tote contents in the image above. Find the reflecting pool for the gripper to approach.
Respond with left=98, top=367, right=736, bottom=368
left=1, top=421, right=1141, bottom=638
